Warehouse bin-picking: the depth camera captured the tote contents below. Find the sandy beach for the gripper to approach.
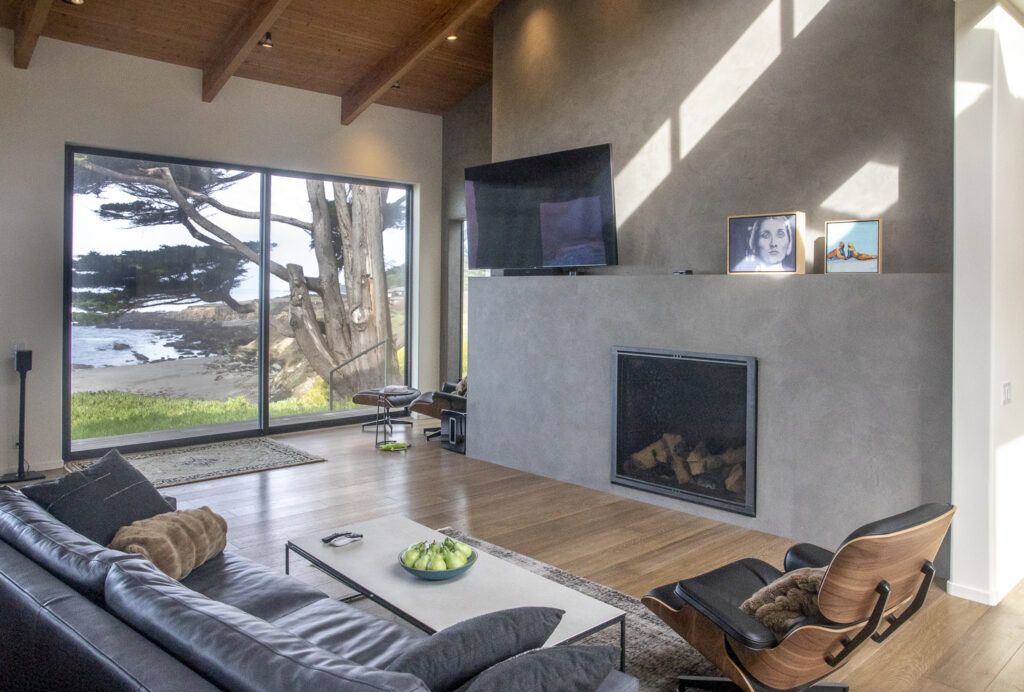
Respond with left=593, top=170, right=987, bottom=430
left=71, top=356, right=258, bottom=402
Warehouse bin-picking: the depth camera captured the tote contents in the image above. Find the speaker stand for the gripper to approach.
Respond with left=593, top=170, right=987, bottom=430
left=0, top=368, right=44, bottom=484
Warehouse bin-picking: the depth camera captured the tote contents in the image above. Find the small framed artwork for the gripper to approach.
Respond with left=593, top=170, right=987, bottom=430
left=727, top=212, right=806, bottom=274
left=825, top=220, right=881, bottom=273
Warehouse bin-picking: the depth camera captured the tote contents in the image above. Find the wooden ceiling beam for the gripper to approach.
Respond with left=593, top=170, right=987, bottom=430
left=12, top=0, right=55, bottom=69
left=202, top=0, right=293, bottom=103
left=340, top=0, right=492, bottom=125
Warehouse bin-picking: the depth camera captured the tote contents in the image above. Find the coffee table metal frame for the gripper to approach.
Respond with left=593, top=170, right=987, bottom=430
left=285, top=518, right=626, bottom=671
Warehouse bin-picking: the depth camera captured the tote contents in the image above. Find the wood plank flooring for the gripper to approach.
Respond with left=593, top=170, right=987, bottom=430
left=151, top=421, right=1021, bottom=691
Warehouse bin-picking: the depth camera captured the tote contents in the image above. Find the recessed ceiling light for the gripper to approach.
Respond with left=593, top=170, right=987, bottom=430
left=446, top=35, right=458, bottom=41
left=62, top=0, right=86, bottom=5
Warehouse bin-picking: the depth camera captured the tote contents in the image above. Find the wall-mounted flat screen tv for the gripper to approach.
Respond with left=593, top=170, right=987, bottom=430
left=465, top=144, right=617, bottom=271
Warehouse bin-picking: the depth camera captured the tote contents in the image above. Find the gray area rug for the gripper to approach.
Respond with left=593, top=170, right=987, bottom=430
left=438, top=528, right=718, bottom=691
left=65, top=438, right=324, bottom=488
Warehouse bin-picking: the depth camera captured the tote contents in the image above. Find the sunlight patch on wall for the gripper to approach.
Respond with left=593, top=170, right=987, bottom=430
left=995, top=5, right=1024, bottom=99
left=956, top=81, right=991, bottom=117
left=994, top=434, right=1024, bottom=599
left=679, top=0, right=782, bottom=160
left=820, top=161, right=899, bottom=217
left=792, top=0, right=829, bottom=37
left=614, top=119, right=672, bottom=225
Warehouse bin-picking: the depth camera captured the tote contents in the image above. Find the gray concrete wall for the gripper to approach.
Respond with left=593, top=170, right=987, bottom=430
left=467, top=274, right=953, bottom=555
left=443, top=82, right=493, bottom=222
left=492, top=0, right=954, bottom=274
left=465, top=0, right=955, bottom=555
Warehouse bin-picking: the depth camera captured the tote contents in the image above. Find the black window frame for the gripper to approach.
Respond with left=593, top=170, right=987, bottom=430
left=62, top=144, right=413, bottom=461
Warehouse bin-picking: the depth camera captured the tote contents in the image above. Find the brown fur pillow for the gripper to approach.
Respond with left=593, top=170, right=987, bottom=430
left=108, top=507, right=227, bottom=580
left=739, top=567, right=826, bottom=637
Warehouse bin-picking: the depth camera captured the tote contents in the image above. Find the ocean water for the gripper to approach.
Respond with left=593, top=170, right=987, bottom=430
left=71, top=325, right=186, bottom=367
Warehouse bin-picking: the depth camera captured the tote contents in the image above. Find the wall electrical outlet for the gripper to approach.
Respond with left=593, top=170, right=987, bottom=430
left=1002, top=381, right=1012, bottom=405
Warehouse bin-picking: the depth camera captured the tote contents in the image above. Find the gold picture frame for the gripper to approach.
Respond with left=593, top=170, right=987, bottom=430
left=825, top=219, right=882, bottom=274
left=727, top=211, right=806, bottom=274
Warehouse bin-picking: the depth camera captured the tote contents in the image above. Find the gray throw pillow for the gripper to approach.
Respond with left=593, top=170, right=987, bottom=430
left=457, top=645, right=619, bottom=692
left=386, top=607, right=564, bottom=691
left=0, top=486, right=135, bottom=601
left=22, top=449, right=173, bottom=546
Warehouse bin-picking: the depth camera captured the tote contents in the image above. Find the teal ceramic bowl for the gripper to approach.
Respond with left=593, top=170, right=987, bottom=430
left=398, top=548, right=477, bottom=581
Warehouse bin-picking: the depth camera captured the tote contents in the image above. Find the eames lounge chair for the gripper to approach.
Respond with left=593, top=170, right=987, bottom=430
left=410, top=379, right=467, bottom=440
left=642, top=502, right=955, bottom=692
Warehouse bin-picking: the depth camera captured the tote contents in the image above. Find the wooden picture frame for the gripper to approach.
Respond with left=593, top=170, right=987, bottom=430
left=727, top=212, right=806, bottom=274
left=825, top=219, right=881, bottom=273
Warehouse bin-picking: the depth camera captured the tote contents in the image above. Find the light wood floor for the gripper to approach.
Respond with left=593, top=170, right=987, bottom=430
left=158, top=420, right=1022, bottom=692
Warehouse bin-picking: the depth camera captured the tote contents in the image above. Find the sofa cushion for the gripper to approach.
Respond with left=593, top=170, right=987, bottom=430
left=108, top=507, right=227, bottom=580
left=181, top=552, right=326, bottom=621
left=270, top=597, right=427, bottom=669
left=0, top=486, right=132, bottom=601
left=386, top=607, right=564, bottom=691
left=21, top=449, right=173, bottom=546
left=105, top=559, right=430, bottom=692
left=456, top=645, right=619, bottom=692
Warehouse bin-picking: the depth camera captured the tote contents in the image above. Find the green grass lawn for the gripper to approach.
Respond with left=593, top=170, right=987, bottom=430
left=71, top=387, right=357, bottom=440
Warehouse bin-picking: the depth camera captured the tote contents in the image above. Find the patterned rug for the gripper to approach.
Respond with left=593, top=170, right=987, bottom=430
left=438, top=528, right=717, bottom=691
left=65, top=438, right=324, bottom=488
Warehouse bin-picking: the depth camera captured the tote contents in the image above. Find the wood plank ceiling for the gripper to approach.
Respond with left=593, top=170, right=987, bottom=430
left=1, top=0, right=499, bottom=124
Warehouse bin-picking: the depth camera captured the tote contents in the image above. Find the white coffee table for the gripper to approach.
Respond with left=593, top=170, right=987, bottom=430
left=285, top=515, right=626, bottom=669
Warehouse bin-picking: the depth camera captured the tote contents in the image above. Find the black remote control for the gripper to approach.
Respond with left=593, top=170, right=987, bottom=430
left=321, top=532, right=345, bottom=543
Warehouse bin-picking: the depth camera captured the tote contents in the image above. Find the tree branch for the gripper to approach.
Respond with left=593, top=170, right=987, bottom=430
left=77, top=159, right=307, bottom=288
left=182, top=187, right=313, bottom=232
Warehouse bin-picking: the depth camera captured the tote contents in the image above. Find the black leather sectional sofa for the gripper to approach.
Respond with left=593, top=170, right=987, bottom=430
left=0, top=485, right=638, bottom=691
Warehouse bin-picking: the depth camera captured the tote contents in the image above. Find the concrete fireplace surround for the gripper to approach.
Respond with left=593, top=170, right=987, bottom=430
left=466, top=274, right=952, bottom=570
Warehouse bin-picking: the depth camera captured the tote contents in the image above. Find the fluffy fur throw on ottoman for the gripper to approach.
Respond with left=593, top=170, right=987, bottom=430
left=739, top=567, right=826, bottom=636
left=109, top=507, right=227, bottom=580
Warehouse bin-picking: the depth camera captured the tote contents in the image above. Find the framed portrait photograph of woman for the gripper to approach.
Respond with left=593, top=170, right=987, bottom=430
left=825, top=219, right=881, bottom=273
left=727, top=212, right=806, bottom=274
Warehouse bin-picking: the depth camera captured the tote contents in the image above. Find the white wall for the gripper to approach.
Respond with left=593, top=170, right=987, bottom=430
left=0, top=31, right=442, bottom=474
left=951, top=0, right=1024, bottom=605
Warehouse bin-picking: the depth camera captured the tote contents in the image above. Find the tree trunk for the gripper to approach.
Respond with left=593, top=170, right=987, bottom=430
left=332, top=183, right=396, bottom=390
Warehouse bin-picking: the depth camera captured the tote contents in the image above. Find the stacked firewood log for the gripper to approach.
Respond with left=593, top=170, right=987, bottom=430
left=627, top=433, right=746, bottom=495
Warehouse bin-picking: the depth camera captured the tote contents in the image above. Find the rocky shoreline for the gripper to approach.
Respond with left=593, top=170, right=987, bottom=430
left=74, top=302, right=318, bottom=402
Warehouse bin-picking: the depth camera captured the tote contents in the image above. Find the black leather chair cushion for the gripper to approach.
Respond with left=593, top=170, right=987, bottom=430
left=21, top=449, right=174, bottom=546
left=0, top=487, right=133, bottom=602
left=270, top=596, right=426, bottom=668
left=181, top=552, right=326, bottom=621
left=842, top=502, right=953, bottom=543
left=105, top=558, right=430, bottom=692
left=353, top=388, right=421, bottom=408
left=1, top=540, right=219, bottom=691
left=783, top=542, right=835, bottom=571
left=672, top=558, right=782, bottom=650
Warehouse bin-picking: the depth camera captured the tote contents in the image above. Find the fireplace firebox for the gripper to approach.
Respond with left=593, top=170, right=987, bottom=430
left=611, top=347, right=756, bottom=516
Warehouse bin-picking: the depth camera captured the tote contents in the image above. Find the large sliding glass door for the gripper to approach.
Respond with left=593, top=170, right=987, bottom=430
left=65, top=147, right=411, bottom=457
